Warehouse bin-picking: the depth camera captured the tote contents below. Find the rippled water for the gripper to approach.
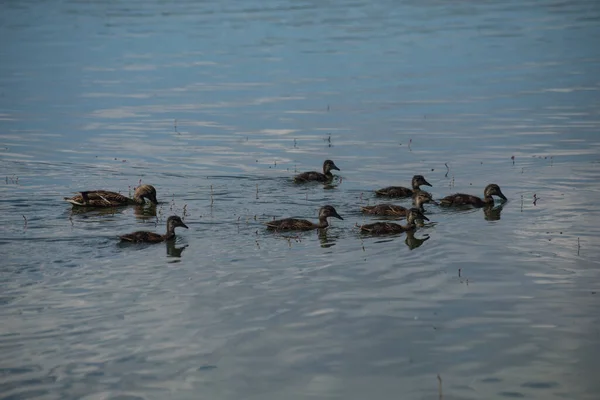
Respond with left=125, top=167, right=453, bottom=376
left=1, top=0, right=600, bottom=399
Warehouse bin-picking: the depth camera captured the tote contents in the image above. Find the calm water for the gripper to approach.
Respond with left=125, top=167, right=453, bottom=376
left=1, top=0, right=600, bottom=399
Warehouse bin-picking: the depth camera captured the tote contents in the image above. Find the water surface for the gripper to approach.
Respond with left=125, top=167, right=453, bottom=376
left=1, top=1, right=600, bottom=399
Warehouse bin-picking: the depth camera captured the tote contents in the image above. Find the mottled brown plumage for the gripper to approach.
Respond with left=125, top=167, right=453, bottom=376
left=359, top=208, right=429, bottom=235
left=294, top=160, right=340, bottom=183
left=119, top=215, right=188, bottom=243
left=361, top=192, right=434, bottom=217
left=64, top=184, right=158, bottom=207
left=439, top=184, right=507, bottom=207
left=375, top=175, right=432, bottom=198
left=266, top=205, right=343, bottom=231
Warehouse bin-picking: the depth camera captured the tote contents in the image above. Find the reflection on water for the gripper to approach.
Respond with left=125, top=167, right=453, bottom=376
left=1, top=0, right=600, bottom=399
left=318, top=229, right=337, bottom=248
left=166, top=241, right=188, bottom=258
left=68, top=204, right=157, bottom=219
left=134, top=204, right=157, bottom=219
left=484, top=204, right=504, bottom=221
left=404, top=231, right=430, bottom=250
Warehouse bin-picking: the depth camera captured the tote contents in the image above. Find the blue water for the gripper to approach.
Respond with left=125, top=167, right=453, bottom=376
left=1, top=1, right=600, bottom=399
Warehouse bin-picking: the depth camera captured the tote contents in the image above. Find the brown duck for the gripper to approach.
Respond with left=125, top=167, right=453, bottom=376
left=361, top=192, right=434, bottom=217
left=294, top=160, right=340, bottom=183
left=439, top=183, right=507, bottom=207
left=119, top=215, right=188, bottom=243
left=64, top=184, right=158, bottom=207
left=375, top=175, right=432, bottom=198
left=359, top=208, right=429, bottom=235
left=266, top=205, right=343, bottom=231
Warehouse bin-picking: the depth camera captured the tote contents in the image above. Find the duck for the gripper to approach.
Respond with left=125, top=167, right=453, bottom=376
left=360, top=192, right=435, bottom=217
left=294, top=160, right=340, bottom=183
left=119, top=215, right=188, bottom=243
left=64, top=184, right=158, bottom=207
left=439, top=183, right=507, bottom=207
left=375, top=175, right=432, bottom=198
left=359, top=208, right=429, bottom=235
left=265, top=205, right=343, bottom=231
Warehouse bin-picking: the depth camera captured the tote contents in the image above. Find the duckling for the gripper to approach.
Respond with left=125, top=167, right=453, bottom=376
left=64, top=184, right=158, bottom=207
left=375, top=175, right=432, bottom=198
left=119, top=215, right=188, bottom=243
left=359, top=208, right=429, bottom=235
left=294, top=160, right=340, bottom=183
left=361, top=192, right=434, bottom=217
left=439, top=183, right=507, bottom=207
left=265, top=205, right=343, bottom=231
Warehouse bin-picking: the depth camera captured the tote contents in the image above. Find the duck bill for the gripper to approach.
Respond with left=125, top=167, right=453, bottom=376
left=331, top=164, right=340, bottom=171
left=333, top=212, right=344, bottom=220
left=422, top=179, right=432, bottom=187
left=498, top=192, right=507, bottom=201
left=420, top=214, right=430, bottom=221
left=181, top=222, right=189, bottom=229
left=149, top=195, right=159, bottom=205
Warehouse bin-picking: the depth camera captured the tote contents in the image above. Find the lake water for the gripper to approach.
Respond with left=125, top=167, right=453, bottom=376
left=1, top=0, right=600, bottom=399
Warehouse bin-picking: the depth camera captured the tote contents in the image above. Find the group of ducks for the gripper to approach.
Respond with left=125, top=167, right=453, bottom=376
left=63, top=159, right=507, bottom=244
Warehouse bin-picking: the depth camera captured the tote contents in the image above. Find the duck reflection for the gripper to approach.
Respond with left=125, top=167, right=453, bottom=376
left=404, top=231, right=430, bottom=250
left=317, top=229, right=338, bottom=248
left=166, top=240, right=188, bottom=257
left=134, top=204, right=157, bottom=219
left=69, top=204, right=157, bottom=219
left=70, top=206, right=121, bottom=217
left=483, top=204, right=504, bottom=221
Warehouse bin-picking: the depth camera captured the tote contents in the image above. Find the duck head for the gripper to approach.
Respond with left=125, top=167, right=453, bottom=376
left=319, top=205, right=344, bottom=220
left=167, top=215, right=189, bottom=231
left=412, top=175, right=432, bottom=188
left=414, top=192, right=437, bottom=208
left=323, top=160, right=340, bottom=174
left=135, top=184, right=159, bottom=205
left=484, top=184, right=507, bottom=201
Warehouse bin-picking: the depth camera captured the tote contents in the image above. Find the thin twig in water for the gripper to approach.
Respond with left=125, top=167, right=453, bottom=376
left=521, top=195, right=524, bottom=212
left=577, top=237, right=580, bottom=256
left=256, top=184, right=259, bottom=200
left=437, top=374, right=443, bottom=399
left=210, top=185, right=214, bottom=206
left=408, top=138, right=412, bottom=151
left=444, top=163, right=450, bottom=178
left=23, top=215, right=27, bottom=230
